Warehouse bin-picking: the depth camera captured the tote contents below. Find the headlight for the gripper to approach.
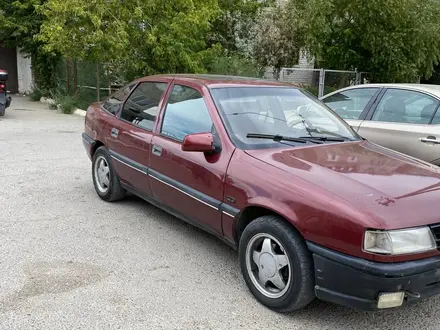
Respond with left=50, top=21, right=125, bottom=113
left=364, top=227, right=437, bottom=255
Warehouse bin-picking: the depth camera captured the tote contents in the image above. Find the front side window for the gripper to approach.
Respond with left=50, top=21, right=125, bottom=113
left=101, top=82, right=136, bottom=115
left=161, top=85, right=213, bottom=141
left=371, top=89, right=439, bottom=124
left=210, top=87, right=359, bottom=149
left=120, top=82, right=168, bottom=130
left=323, top=88, right=378, bottom=120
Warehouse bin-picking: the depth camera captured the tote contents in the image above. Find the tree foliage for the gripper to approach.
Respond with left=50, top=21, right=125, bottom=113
left=210, top=0, right=274, bottom=54
left=289, top=0, right=440, bottom=82
left=0, top=0, right=43, bottom=51
left=38, top=0, right=224, bottom=79
left=123, top=0, right=222, bottom=78
left=38, top=0, right=130, bottom=61
left=252, top=5, right=302, bottom=78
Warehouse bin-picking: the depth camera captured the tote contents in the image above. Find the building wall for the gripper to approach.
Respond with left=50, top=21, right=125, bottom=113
left=17, top=48, right=33, bottom=94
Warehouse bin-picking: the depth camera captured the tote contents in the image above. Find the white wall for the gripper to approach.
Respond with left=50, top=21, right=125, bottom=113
left=16, top=48, right=33, bottom=94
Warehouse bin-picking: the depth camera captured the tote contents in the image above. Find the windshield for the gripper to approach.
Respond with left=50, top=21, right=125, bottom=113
left=210, top=87, right=360, bottom=149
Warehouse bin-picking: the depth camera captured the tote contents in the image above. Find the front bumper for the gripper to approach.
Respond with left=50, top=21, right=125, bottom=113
left=82, top=133, right=95, bottom=160
left=307, top=242, right=440, bottom=311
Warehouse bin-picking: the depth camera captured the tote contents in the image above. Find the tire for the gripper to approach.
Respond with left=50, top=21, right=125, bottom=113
left=0, top=106, right=5, bottom=116
left=239, top=215, right=315, bottom=313
left=92, top=146, right=125, bottom=202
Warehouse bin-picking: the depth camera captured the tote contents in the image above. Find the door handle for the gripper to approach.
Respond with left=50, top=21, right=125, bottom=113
left=111, top=127, right=119, bottom=138
left=421, top=136, right=440, bottom=144
left=152, top=144, right=163, bottom=156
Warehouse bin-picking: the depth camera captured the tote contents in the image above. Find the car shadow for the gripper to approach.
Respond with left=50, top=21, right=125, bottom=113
left=118, top=194, right=440, bottom=329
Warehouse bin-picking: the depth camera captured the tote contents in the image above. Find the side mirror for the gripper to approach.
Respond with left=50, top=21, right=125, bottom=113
left=181, top=132, right=215, bottom=153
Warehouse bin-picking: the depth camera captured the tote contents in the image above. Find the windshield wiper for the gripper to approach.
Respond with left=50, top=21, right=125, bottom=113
left=246, top=133, right=324, bottom=144
left=299, top=136, right=346, bottom=142
left=305, top=127, right=356, bottom=140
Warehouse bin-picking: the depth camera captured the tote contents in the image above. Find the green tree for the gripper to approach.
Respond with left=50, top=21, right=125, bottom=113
left=252, top=4, right=302, bottom=78
left=289, top=0, right=440, bottom=82
left=38, top=0, right=130, bottom=61
left=210, top=0, right=274, bottom=54
left=38, top=0, right=223, bottom=81
left=123, top=0, right=222, bottom=79
left=0, top=0, right=59, bottom=90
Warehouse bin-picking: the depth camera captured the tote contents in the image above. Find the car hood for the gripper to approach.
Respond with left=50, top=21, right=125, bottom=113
left=245, top=141, right=440, bottom=229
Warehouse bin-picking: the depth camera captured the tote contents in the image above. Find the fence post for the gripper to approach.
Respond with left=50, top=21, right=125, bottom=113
left=355, top=68, right=361, bottom=85
left=96, top=62, right=100, bottom=102
left=66, top=59, right=70, bottom=92
left=318, top=68, right=325, bottom=98
left=73, top=60, right=78, bottom=94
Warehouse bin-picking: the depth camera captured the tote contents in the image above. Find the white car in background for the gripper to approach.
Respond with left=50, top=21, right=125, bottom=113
left=320, top=84, right=440, bottom=165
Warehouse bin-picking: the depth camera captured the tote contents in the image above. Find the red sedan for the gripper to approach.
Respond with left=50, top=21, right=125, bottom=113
left=82, top=74, right=440, bottom=312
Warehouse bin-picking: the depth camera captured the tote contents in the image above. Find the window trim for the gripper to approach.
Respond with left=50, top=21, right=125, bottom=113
left=117, top=80, right=169, bottom=133
left=159, top=83, right=217, bottom=144
left=365, top=87, right=440, bottom=125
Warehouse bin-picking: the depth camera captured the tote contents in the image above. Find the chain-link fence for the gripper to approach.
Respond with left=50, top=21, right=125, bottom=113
left=54, top=58, right=369, bottom=107
left=54, top=58, right=124, bottom=108
left=264, top=67, right=369, bottom=98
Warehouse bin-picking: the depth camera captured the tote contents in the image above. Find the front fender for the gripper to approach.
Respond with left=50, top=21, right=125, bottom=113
left=243, top=197, right=300, bottom=229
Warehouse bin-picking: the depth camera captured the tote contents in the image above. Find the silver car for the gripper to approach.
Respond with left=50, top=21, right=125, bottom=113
left=320, top=84, right=440, bottom=165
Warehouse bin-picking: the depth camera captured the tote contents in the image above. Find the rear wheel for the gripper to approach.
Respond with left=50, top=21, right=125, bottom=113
left=92, top=146, right=125, bottom=202
left=0, top=105, right=5, bottom=116
left=239, top=215, right=315, bottom=313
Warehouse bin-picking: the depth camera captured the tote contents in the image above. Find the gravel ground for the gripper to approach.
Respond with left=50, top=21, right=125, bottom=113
left=0, top=97, right=439, bottom=330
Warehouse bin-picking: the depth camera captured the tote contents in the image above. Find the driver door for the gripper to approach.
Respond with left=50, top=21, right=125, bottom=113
left=149, top=82, right=231, bottom=235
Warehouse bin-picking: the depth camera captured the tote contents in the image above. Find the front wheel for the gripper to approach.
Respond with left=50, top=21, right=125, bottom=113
left=239, top=215, right=315, bottom=313
left=92, top=146, right=125, bottom=202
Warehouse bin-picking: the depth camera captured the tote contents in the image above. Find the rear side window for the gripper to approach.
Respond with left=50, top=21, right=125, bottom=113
left=372, top=89, right=439, bottom=124
left=323, top=88, right=378, bottom=120
left=161, top=85, right=213, bottom=141
left=101, top=83, right=136, bottom=115
left=120, top=82, right=168, bottom=130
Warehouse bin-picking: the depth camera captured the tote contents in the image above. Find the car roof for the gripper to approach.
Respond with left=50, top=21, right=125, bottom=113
left=322, top=83, right=440, bottom=99
left=140, top=74, right=300, bottom=88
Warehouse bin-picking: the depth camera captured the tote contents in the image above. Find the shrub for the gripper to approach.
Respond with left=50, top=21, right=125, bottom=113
left=57, top=95, right=77, bottom=114
left=28, top=86, right=45, bottom=101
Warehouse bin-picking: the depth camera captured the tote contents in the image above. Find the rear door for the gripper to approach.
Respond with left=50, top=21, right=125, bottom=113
left=321, top=87, right=381, bottom=131
left=357, top=88, right=440, bottom=162
left=149, top=82, right=232, bottom=236
left=106, top=79, right=170, bottom=196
